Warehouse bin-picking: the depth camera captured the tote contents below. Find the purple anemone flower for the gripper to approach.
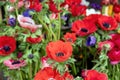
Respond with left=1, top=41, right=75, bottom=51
left=86, top=35, right=96, bottom=46
left=8, top=18, right=16, bottom=27
left=90, top=3, right=101, bottom=10
left=23, top=9, right=34, bottom=17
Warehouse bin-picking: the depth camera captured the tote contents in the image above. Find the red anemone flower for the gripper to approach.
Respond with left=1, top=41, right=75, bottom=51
left=64, top=32, right=76, bottom=43
left=34, top=67, right=63, bottom=80
left=110, top=34, right=120, bottom=49
left=72, top=20, right=97, bottom=36
left=70, top=5, right=86, bottom=16
left=107, top=47, right=120, bottom=65
left=29, top=0, right=42, bottom=12
left=82, top=70, right=108, bottom=80
left=34, top=67, right=74, bottom=80
left=83, top=14, right=102, bottom=25
left=48, top=0, right=60, bottom=13
left=0, top=36, right=16, bottom=56
left=26, top=36, right=42, bottom=44
left=97, top=15, right=118, bottom=30
left=113, top=4, right=120, bottom=13
left=65, top=0, right=81, bottom=7
left=46, top=40, right=73, bottom=62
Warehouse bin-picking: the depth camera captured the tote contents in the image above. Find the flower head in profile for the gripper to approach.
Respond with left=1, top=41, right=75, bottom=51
left=4, top=59, right=26, bottom=69
left=26, top=36, right=42, bottom=44
left=72, top=20, right=97, bottom=36
left=0, top=36, right=16, bottom=56
left=17, top=15, right=42, bottom=32
left=46, top=40, right=73, bottom=62
left=97, top=15, right=118, bottom=30
left=64, top=32, right=76, bottom=43
left=82, top=70, right=108, bottom=80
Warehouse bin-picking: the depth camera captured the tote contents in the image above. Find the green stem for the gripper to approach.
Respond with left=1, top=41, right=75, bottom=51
left=34, top=60, right=38, bottom=75
left=58, top=4, right=61, bottom=40
left=49, top=25, right=57, bottom=41
left=37, top=13, right=49, bottom=32
left=72, top=63, right=77, bottom=76
left=19, top=69, right=23, bottom=80
left=29, top=62, right=32, bottom=79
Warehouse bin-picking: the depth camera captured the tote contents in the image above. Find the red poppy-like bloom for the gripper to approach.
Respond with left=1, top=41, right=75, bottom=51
left=62, top=72, right=74, bottom=80
left=46, top=40, right=73, bottom=62
left=113, top=4, right=120, bottom=13
left=83, top=14, right=101, bottom=25
left=65, top=0, right=81, bottom=7
left=101, top=0, right=118, bottom=5
left=71, top=20, right=97, bottom=36
left=0, top=36, right=16, bottom=56
left=26, top=36, right=42, bottom=44
left=4, top=59, right=26, bottom=69
left=97, top=15, right=118, bottom=30
left=64, top=32, right=76, bottom=43
left=29, top=0, right=42, bottom=12
left=82, top=70, right=108, bottom=80
left=48, top=0, right=60, bottom=13
left=70, top=5, right=86, bottom=16
left=34, top=67, right=73, bottom=80
left=114, top=13, right=120, bottom=22
left=107, top=47, right=120, bottom=65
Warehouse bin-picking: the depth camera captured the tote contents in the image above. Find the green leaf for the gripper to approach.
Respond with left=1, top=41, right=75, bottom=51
left=0, top=55, right=11, bottom=63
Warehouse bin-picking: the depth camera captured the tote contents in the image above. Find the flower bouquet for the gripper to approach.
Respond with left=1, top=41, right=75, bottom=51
left=0, top=0, right=120, bottom=80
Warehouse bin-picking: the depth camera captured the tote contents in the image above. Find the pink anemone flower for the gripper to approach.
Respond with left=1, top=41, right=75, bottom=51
left=4, top=59, right=26, bottom=69
left=17, top=15, right=42, bottom=32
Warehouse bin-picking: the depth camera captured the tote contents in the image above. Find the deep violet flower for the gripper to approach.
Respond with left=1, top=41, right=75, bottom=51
left=23, top=9, right=33, bottom=17
left=90, top=3, right=101, bottom=10
left=8, top=18, right=16, bottom=27
left=86, top=36, right=96, bottom=46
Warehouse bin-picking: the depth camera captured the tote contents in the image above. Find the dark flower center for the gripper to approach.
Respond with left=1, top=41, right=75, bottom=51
left=68, top=38, right=73, bottom=42
left=12, top=61, right=21, bottom=65
left=3, top=46, right=11, bottom=52
left=103, top=23, right=110, bottom=28
left=56, top=52, right=64, bottom=57
left=28, top=54, right=34, bottom=59
left=80, top=28, right=88, bottom=32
